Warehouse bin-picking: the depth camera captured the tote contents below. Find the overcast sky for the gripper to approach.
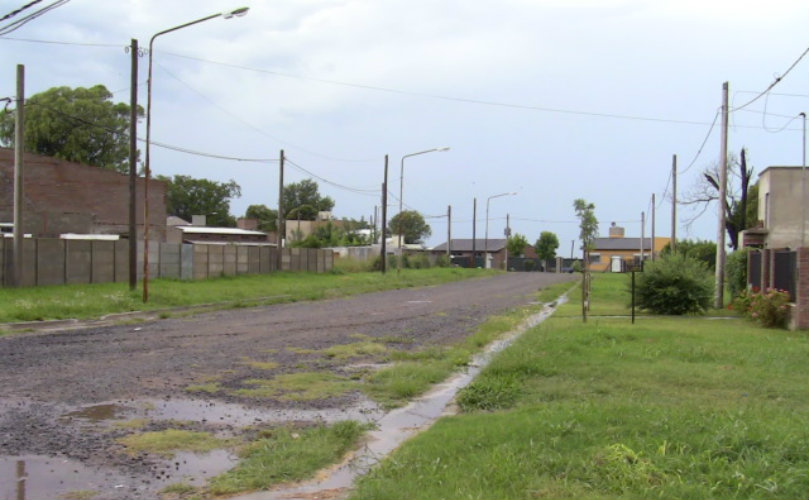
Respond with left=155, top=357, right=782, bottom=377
left=1, top=0, right=808, bottom=251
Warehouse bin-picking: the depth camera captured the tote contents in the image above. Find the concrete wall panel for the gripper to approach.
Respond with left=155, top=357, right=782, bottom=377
left=36, top=238, right=65, bottom=286
left=65, top=240, right=92, bottom=284
left=223, top=246, right=237, bottom=276
left=91, top=241, right=115, bottom=284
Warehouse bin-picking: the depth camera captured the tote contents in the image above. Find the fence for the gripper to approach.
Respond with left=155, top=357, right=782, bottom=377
left=0, top=238, right=333, bottom=287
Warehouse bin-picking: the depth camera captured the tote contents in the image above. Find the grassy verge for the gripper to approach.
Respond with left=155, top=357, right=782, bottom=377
left=0, top=267, right=497, bottom=324
left=206, top=421, right=370, bottom=496
left=350, top=275, right=809, bottom=499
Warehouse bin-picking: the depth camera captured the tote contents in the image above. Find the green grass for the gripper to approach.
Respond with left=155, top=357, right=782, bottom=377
left=350, top=275, right=809, bottom=500
left=117, top=429, right=233, bottom=458
left=207, top=421, right=370, bottom=495
left=233, top=372, right=357, bottom=401
left=0, top=267, right=498, bottom=325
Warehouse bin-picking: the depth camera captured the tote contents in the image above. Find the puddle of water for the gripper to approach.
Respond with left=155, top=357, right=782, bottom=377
left=63, top=403, right=125, bottom=422
left=234, top=300, right=564, bottom=500
left=0, top=455, right=133, bottom=500
left=150, top=449, right=239, bottom=487
left=58, top=397, right=383, bottom=430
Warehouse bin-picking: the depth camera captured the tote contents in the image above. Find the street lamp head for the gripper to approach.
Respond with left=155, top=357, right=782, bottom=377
left=436, top=146, right=450, bottom=152
left=223, top=7, right=249, bottom=19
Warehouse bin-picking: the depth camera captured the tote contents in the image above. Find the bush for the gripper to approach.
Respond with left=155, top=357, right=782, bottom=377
left=634, top=253, right=713, bottom=315
left=726, top=249, right=749, bottom=298
left=732, top=288, right=790, bottom=328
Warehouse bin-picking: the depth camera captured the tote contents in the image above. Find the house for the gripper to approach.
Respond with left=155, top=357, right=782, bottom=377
left=431, top=238, right=508, bottom=269
left=741, top=166, right=809, bottom=329
left=0, top=148, right=167, bottom=240
left=167, top=215, right=273, bottom=245
left=589, top=223, right=670, bottom=272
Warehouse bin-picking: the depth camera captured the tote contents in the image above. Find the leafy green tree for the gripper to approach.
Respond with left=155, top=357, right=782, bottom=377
left=245, top=204, right=278, bottom=232
left=661, top=239, right=717, bottom=272
left=506, top=233, right=529, bottom=257
left=388, top=211, right=431, bottom=244
left=158, top=175, right=241, bottom=227
left=535, top=231, right=560, bottom=261
left=282, top=179, right=335, bottom=220
left=0, top=85, right=142, bottom=173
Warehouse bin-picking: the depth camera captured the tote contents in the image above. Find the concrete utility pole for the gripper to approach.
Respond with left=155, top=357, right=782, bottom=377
left=714, top=82, right=729, bottom=309
left=381, top=155, right=388, bottom=273
left=12, top=64, right=24, bottom=287
left=640, top=211, right=645, bottom=266
left=128, top=39, right=138, bottom=290
left=671, top=154, right=677, bottom=253
left=446, top=205, right=451, bottom=259
left=651, top=193, right=656, bottom=261
left=277, top=150, right=285, bottom=271
left=472, top=198, right=477, bottom=267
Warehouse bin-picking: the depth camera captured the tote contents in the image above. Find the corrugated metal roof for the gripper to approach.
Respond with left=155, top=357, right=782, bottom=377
left=177, top=226, right=267, bottom=236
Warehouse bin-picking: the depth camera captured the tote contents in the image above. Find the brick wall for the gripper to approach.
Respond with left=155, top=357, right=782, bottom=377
left=0, top=148, right=166, bottom=240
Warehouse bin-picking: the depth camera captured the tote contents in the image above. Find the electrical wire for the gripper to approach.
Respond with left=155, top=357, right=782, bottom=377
left=154, top=61, right=377, bottom=163
left=0, top=35, right=119, bottom=47
left=0, top=0, right=71, bottom=36
left=679, top=108, right=720, bottom=175
left=731, top=46, right=809, bottom=112
left=162, top=50, right=721, bottom=127
left=0, top=0, right=43, bottom=23
left=284, top=158, right=379, bottom=196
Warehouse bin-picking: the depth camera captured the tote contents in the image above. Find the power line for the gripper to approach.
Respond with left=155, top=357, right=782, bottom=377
left=162, top=50, right=723, bottom=127
left=680, top=109, right=720, bottom=175
left=731, top=46, right=809, bottom=112
left=0, top=35, right=119, bottom=47
left=284, top=158, right=379, bottom=196
left=0, top=0, right=44, bottom=23
left=0, top=0, right=71, bottom=36
left=154, top=61, right=376, bottom=163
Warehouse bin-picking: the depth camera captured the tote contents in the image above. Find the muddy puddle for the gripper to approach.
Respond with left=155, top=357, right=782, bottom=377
left=234, top=299, right=563, bottom=500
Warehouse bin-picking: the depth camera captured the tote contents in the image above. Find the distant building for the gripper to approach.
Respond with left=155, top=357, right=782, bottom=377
left=589, top=223, right=670, bottom=272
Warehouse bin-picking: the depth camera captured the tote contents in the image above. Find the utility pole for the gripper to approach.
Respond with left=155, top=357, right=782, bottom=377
left=472, top=198, right=477, bottom=267
left=128, top=39, right=138, bottom=290
left=446, top=205, right=451, bottom=259
left=640, top=211, right=645, bottom=266
left=12, top=64, right=24, bottom=287
left=671, top=154, right=677, bottom=253
left=714, top=82, right=729, bottom=309
left=651, top=193, right=656, bottom=261
left=381, top=155, right=388, bottom=273
left=277, top=150, right=285, bottom=272
left=570, top=239, right=574, bottom=259
left=505, top=213, right=511, bottom=270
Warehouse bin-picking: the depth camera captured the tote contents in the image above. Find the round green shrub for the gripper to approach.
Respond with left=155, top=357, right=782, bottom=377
left=635, top=253, right=714, bottom=315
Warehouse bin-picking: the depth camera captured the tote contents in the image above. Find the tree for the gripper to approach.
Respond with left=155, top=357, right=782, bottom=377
left=282, top=179, right=335, bottom=220
left=0, top=85, right=142, bottom=173
left=388, top=211, right=431, bottom=244
left=506, top=233, right=529, bottom=257
left=245, top=204, right=278, bottom=232
left=158, top=175, right=241, bottom=227
left=660, top=239, right=717, bottom=272
left=535, top=231, right=560, bottom=261
left=573, top=199, right=598, bottom=321
left=682, top=148, right=757, bottom=250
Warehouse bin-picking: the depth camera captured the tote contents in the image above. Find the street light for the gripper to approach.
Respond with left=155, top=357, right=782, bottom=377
left=484, top=191, right=517, bottom=269
left=397, top=146, right=450, bottom=274
left=142, top=7, right=249, bottom=302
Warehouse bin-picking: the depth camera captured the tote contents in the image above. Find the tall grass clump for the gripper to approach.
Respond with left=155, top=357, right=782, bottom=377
left=635, top=253, right=713, bottom=314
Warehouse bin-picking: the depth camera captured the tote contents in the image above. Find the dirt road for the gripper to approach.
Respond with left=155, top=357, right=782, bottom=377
left=0, top=272, right=574, bottom=499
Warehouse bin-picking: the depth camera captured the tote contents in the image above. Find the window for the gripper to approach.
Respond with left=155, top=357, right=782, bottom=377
left=588, top=253, right=601, bottom=264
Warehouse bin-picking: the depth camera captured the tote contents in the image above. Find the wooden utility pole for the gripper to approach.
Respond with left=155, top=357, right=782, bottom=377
left=651, top=193, right=656, bottom=261
left=446, top=205, right=451, bottom=259
left=381, top=155, right=388, bottom=273
left=12, top=64, right=24, bottom=287
left=671, top=154, right=677, bottom=253
left=277, top=150, right=285, bottom=271
left=714, top=82, right=729, bottom=309
left=128, top=39, right=139, bottom=290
